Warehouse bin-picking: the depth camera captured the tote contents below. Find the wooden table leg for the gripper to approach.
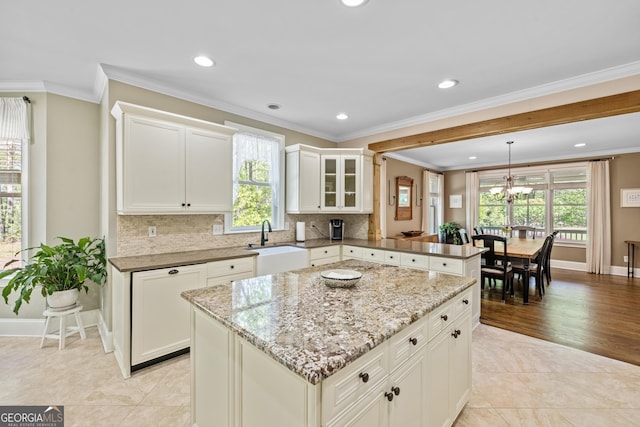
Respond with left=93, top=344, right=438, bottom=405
left=523, top=261, right=530, bottom=305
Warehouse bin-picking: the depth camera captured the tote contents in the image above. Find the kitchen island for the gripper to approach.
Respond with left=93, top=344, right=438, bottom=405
left=182, top=259, right=476, bottom=427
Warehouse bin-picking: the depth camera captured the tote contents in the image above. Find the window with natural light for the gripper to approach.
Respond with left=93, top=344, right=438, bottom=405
left=428, top=172, right=443, bottom=234
left=478, top=165, right=587, bottom=243
left=0, top=97, right=30, bottom=271
left=225, top=122, right=284, bottom=233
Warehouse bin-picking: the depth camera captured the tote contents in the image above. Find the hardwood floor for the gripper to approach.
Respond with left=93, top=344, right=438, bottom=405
left=479, top=268, right=640, bottom=366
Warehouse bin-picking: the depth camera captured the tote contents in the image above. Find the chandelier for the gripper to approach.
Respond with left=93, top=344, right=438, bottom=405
left=489, top=141, right=532, bottom=204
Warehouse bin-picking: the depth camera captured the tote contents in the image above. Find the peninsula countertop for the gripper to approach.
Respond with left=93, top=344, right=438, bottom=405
left=109, top=238, right=486, bottom=272
left=181, top=259, right=476, bottom=385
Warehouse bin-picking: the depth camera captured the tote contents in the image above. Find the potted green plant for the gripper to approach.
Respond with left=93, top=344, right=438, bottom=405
left=439, top=221, right=462, bottom=245
left=0, top=236, right=107, bottom=315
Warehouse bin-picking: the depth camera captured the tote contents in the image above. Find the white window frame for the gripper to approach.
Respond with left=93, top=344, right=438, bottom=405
left=478, top=162, right=587, bottom=246
left=223, top=121, right=285, bottom=234
left=0, top=138, right=29, bottom=282
left=428, top=172, right=443, bottom=235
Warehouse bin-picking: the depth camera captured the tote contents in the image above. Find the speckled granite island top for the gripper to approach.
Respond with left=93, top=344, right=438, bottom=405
left=181, top=259, right=475, bottom=385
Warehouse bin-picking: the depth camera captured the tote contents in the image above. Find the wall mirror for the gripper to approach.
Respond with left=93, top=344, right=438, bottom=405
left=395, top=176, right=413, bottom=220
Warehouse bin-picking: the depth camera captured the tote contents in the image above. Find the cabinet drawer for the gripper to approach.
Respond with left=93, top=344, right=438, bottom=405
left=207, top=257, right=254, bottom=278
left=362, top=248, right=385, bottom=263
left=388, top=318, right=429, bottom=369
left=428, top=300, right=454, bottom=341
left=207, top=271, right=254, bottom=287
left=429, top=256, right=463, bottom=275
left=310, top=256, right=341, bottom=267
left=384, top=251, right=401, bottom=266
left=454, top=288, right=473, bottom=318
left=342, top=245, right=363, bottom=259
left=400, top=252, right=429, bottom=270
left=322, top=343, right=388, bottom=423
left=309, top=245, right=341, bottom=261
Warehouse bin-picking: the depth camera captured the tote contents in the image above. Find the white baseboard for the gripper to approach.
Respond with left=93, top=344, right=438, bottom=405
left=551, top=260, right=639, bottom=277
left=0, top=308, right=100, bottom=337
left=98, top=311, right=114, bottom=353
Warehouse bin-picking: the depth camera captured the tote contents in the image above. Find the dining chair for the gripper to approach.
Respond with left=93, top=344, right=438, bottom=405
left=471, top=235, right=514, bottom=302
left=512, top=233, right=554, bottom=298
left=457, top=228, right=470, bottom=244
left=473, top=226, right=484, bottom=235
left=544, top=230, right=559, bottom=285
left=512, top=225, right=536, bottom=239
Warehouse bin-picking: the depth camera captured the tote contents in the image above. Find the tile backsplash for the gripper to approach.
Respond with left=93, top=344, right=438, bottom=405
left=116, top=214, right=370, bottom=256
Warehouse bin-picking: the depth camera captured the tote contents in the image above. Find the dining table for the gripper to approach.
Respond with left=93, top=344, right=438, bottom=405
left=470, top=237, right=546, bottom=304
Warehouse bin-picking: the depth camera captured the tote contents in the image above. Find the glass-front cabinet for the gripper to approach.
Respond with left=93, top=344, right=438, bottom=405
left=321, top=155, right=361, bottom=211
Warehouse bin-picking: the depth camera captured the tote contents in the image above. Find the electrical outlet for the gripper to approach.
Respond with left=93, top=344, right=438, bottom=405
left=624, top=255, right=629, bottom=263
left=212, top=224, right=223, bottom=235
left=148, top=226, right=157, bottom=237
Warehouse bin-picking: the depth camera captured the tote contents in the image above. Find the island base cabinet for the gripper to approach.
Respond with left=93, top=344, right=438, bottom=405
left=192, top=309, right=232, bottom=427
left=426, top=315, right=472, bottom=427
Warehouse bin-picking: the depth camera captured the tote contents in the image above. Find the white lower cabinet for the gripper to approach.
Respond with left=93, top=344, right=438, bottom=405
left=206, top=257, right=254, bottom=287
left=131, top=264, right=207, bottom=365
left=190, top=291, right=472, bottom=427
left=309, top=245, right=341, bottom=266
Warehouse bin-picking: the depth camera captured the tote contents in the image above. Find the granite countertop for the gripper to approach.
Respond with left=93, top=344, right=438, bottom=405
left=181, top=259, right=476, bottom=385
left=109, top=238, right=485, bottom=272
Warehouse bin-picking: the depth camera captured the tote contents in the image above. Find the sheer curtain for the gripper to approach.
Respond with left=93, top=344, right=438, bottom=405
left=421, top=170, right=430, bottom=234
left=586, top=160, right=611, bottom=274
left=465, top=171, right=479, bottom=233
left=0, top=97, right=30, bottom=140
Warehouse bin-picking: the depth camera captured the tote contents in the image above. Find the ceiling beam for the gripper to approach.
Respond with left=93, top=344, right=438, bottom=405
left=368, top=90, right=640, bottom=153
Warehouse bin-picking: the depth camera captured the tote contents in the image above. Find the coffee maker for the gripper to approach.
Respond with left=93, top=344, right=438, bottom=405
left=329, top=219, right=344, bottom=240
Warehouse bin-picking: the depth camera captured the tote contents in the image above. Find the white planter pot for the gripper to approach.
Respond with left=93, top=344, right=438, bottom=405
left=46, top=289, right=80, bottom=311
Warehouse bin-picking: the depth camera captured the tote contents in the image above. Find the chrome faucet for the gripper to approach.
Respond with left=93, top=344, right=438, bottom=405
left=260, top=220, right=272, bottom=246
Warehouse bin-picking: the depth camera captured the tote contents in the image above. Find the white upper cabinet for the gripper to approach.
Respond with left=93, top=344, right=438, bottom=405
left=285, top=144, right=373, bottom=214
left=111, top=101, right=236, bottom=214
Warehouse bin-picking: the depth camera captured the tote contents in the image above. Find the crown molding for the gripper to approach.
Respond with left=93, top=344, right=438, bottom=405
left=383, top=152, right=441, bottom=171
left=337, top=61, right=640, bottom=142
left=0, top=81, right=46, bottom=92
left=99, top=64, right=337, bottom=142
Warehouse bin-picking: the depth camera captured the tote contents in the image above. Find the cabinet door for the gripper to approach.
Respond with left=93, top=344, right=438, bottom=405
left=326, top=383, right=387, bottom=427
left=300, top=150, right=321, bottom=212
left=185, top=127, right=232, bottom=212
left=340, top=155, right=361, bottom=211
left=426, top=330, right=452, bottom=427
left=131, top=264, right=206, bottom=365
left=449, top=316, right=472, bottom=419
left=322, top=155, right=339, bottom=209
left=388, top=352, right=428, bottom=427
left=123, top=115, right=185, bottom=213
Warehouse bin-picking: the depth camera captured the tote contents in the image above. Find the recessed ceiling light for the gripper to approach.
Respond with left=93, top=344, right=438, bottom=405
left=336, top=113, right=349, bottom=120
left=469, top=156, right=477, bottom=160
left=574, top=143, right=586, bottom=147
left=267, top=103, right=281, bottom=110
left=194, top=56, right=215, bottom=67
left=438, top=79, right=458, bottom=89
left=340, top=0, right=369, bottom=7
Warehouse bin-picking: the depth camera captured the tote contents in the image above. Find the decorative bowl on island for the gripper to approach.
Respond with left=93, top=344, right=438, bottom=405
left=320, top=269, right=362, bottom=288
left=401, top=230, right=424, bottom=237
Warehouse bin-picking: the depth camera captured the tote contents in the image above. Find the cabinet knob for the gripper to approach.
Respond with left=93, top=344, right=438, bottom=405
left=463, top=299, right=469, bottom=305
left=359, top=372, right=369, bottom=383
left=442, top=262, right=447, bottom=266
left=409, top=337, right=417, bottom=346
left=187, top=203, right=191, bottom=207
left=392, top=386, right=400, bottom=396
left=389, top=255, right=394, bottom=259
left=181, top=203, right=186, bottom=207
left=384, top=392, right=394, bottom=402
left=324, top=250, right=328, bottom=254
left=411, top=259, right=416, bottom=262
left=168, top=269, right=179, bottom=275
left=451, top=329, right=461, bottom=338
left=230, top=265, right=235, bottom=269
left=441, top=314, right=448, bottom=321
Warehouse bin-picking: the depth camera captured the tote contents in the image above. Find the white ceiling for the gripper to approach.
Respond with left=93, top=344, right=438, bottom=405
left=2, top=0, right=640, bottom=169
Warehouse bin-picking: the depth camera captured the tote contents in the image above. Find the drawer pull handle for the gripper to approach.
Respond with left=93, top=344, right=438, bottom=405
left=181, top=203, right=186, bottom=207
left=385, top=391, right=394, bottom=402
left=324, top=250, right=328, bottom=254
left=463, top=298, right=469, bottom=305
left=230, top=265, right=235, bottom=269
left=392, top=386, right=400, bottom=396
left=409, top=337, right=417, bottom=346
left=441, top=314, right=448, bottom=321
left=442, top=262, right=447, bottom=266
left=412, top=259, right=416, bottom=262
left=168, top=269, right=179, bottom=275
left=359, top=372, right=369, bottom=383
left=452, top=329, right=461, bottom=338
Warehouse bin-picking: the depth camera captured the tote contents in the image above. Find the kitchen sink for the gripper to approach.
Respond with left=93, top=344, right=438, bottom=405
left=253, top=245, right=308, bottom=276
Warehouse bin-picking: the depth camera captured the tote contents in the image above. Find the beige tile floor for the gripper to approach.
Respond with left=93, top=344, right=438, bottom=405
left=1, top=324, right=639, bottom=426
